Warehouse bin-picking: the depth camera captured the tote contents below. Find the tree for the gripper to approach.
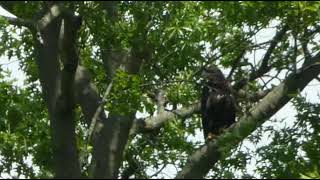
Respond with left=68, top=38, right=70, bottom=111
left=0, top=1, right=320, bottom=178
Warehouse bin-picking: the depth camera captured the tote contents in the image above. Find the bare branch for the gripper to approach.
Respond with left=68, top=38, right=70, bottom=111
left=227, top=49, right=246, bottom=80
left=130, top=103, right=201, bottom=136
left=249, top=25, right=289, bottom=81
left=233, top=25, right=289, bottom=91
left=261, top=72, right=282, bottom=90
left=150, top=164, right=167, bottom=178
left=248, top=39, right=272, bottom=49
left=87, top=80, right=113, bottom=143
left=298, top=25, right=320, bottom=66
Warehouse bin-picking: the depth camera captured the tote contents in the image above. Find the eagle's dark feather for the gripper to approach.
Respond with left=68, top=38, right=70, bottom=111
left=201, top=66, right=236, bottom=140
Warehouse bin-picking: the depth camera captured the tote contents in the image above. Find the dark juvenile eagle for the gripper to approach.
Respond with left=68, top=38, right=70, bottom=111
left=201, top=66, right=236, bottom=140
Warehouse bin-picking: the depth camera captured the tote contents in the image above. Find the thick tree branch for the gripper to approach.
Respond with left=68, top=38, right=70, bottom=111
left=74, top=65, right=114, bottom=178
left=0, top=15, right=34, bottom=29
left=0, top=1, right=25, bottom=14
left=130, top=103, right=201, bottom=136
left=32, top=5, right=82, bottom=178
left=53, top=12, right=83, bottom=178
left=36, top=3, right=64, bottom=31
left=48, top=10, right=126, bottom=179
left=0, top=2, right=65, bottom=31
left=0, top=2, right=64, bottom=34
left=83, top=2, right=130, bottom=178
left=236, top=89, right=270, bottom=102
left=175, top=53, right=320, bottom=179
left=74, top=65, right=190, bottom=178
left=75, top=66, right=107, bottom=126
left=31, top=17, right=64, bottom=178
left=89, top=2, right=153, bottom=178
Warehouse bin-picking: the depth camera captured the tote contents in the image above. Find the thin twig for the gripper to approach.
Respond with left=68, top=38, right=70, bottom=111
left=261, top=70, right=281, bottom=90
left=87, top=80, right=114, bottom=143
left=227, top=49, right=246, bottom=80
left=150, top=164, right=167, bottom=178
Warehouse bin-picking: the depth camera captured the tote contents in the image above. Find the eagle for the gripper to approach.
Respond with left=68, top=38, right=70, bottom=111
left=201, top=66, right=236, bottom=141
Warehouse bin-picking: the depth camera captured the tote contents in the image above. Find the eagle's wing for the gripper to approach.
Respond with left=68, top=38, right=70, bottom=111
left=201, top=87, right=210, bottom=139
left=201, top=88, right=222, bottom=139
left=224, top=94, right=236, bottom=126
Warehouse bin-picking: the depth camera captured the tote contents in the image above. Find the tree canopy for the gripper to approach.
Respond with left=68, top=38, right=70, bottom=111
left=0, top=1, right=320, bottom=179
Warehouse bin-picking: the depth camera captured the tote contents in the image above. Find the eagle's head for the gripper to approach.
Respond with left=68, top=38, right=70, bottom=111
left=201, top=65, right=226, bottom=85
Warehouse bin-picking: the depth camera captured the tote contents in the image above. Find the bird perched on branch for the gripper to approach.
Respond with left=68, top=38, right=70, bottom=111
left=201, top=65, right=236, bottom=141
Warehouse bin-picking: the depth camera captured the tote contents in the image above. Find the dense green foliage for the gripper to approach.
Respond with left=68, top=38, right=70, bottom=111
left=0, top=1, right=319, bottom=178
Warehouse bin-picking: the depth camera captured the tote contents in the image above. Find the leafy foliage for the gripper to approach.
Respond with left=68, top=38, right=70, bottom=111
left=0, top=1, right=320, bottom=179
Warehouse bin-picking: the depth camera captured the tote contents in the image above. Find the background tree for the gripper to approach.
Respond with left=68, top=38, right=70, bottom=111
left=0, top=1, right=320, bottom=178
